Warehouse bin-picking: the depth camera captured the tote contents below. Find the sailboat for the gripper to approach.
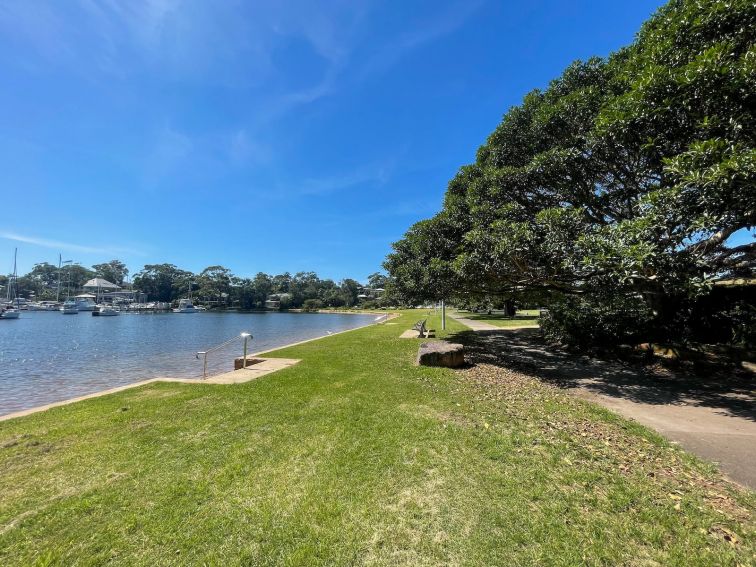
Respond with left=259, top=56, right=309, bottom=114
left=60, top=259, right=78, bottom=314
left=1, top=249, right=20, bottom=319
left=173, top=281, right=198, bottom=313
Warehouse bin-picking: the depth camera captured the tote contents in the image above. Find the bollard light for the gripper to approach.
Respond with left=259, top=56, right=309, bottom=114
left=240, top=332, right=252, bottom=368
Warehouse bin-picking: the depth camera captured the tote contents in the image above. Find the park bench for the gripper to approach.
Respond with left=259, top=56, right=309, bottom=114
left=412, top=318, right=428, bottom=338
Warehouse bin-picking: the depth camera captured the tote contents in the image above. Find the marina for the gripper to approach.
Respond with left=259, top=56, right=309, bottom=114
left=0, top=310, right=377, bottom=416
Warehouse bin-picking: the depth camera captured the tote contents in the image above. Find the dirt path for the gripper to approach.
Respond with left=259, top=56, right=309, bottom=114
left=448, top=326, right=756, bottom=489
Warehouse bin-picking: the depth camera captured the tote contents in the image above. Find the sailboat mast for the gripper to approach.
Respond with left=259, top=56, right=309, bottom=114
left=4, top=252, right=9, bottom=303
left=65, top=261, right=72, bottom=300
left=56, top=253, right=62, bottom=302
left=12, top=248, right=18, bottom=308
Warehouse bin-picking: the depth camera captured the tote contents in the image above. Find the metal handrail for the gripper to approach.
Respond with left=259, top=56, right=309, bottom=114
left=196, top=332, right=252, bottom=378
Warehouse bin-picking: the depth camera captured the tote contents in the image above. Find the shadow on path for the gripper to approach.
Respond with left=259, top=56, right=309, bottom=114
left=446, top=328, right=756, bottom=423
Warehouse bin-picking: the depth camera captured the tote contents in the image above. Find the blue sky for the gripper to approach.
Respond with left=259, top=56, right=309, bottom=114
left=0, top=0, right=670, bottom=280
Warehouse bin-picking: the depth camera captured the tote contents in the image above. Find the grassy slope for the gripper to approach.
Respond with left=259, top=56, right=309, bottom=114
left=0, top=311, right=753, bottom=565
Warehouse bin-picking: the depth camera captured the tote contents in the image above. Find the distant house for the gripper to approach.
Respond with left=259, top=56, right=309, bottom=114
left=265, top=293, right=291, bottom=310
left=358, top=287, right=385, bottom=301
left=82, top=278, right=143, bottom=304
left=83, top=278, right=121, bottom=292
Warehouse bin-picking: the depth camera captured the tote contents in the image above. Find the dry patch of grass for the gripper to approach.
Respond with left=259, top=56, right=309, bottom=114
left=454, top=361, right=755, bottom=552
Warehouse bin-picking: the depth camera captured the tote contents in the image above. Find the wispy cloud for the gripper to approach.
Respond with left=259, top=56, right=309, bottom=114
left=230, top=129, right=272, bottom=165
left=354, top=0, right=484, bottom=83
left=298, top=156, right=400, bottom=196
left=0, top=231, right=144, bottom=256
left=1, top=0, right=480, bottom=117
left=266, top=1, right=483, bottom=116
left=300, top=168, right=388, bottom=196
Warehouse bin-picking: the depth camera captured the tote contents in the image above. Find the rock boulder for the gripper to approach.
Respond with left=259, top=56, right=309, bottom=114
left=416, top=341, right=465, bottom=368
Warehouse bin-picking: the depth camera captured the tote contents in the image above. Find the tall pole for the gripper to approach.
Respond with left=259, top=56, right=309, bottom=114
left=63, top=260, right=72, bottom=300
left=12, top=248, right=18, bottom=308
left=441, top=299, right=446, bottom=330
left=56, top=254, right=62, bottom=302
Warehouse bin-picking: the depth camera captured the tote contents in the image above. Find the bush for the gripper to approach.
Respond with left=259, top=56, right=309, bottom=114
left=541, top=295, right=654, bottom=350
left=302, top=299, right=324, bottom=312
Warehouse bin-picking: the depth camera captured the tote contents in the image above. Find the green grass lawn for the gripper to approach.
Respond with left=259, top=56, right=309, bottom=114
left=456, top=309, right=541, bottom=327
left=1, top=311, right=753, bottom=565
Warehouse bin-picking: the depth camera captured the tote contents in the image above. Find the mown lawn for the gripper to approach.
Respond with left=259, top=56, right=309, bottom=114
left=0, top=311, right=753, bottom=565
left=456, top=309, right=541, bottom=328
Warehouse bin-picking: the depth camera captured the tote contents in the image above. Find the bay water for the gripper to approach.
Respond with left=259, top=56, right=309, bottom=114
left=0, top=311, right=377, bottom=415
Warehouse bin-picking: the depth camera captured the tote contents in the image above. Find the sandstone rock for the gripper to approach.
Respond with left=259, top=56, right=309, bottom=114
left=416, top=341, right=465, bottom=368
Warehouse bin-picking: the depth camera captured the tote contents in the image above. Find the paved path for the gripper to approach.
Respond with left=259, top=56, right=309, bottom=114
left=573, top=386, right=756, bottom=488
left=448, top=313, right=506, bottom=331
left=451, top=323, right=756, bottom=489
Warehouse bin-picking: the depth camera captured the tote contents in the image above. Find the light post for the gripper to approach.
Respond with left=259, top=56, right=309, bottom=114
left=241, top=332, right=252, bottom=368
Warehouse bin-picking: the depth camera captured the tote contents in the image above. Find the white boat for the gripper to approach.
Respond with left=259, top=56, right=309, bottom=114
left=61, top=300, right=78, bottom=314
left=2, top=248, right=21, bottom=319
left=96, top=305, right=119, bottom=316
left=29, top=301, right=61, bottom=311
left=74, top=294, right=97, bottom=311
left=0, top=307, right=19, bottom=319
left=173, top=298, right=198, bottom=313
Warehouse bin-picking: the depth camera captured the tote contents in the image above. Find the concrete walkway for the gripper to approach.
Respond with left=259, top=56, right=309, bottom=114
left=448, top=313, right=501, bottom=331
left=451, top=323, right=756, bottom=489
left=206, top=358, right=300, bottom=384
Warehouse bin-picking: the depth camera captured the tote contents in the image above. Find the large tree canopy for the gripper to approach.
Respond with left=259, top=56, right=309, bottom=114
left=386, top=0, right=755, bottom=345
left=92, top=260, right=129, bottom=286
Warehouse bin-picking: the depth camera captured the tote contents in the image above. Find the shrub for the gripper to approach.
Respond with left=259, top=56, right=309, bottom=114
left=541, top=295, right=654, bottom=350
left=302, top=299, right=324, bottom=312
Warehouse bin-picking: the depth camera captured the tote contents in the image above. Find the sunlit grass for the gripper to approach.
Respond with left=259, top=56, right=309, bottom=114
left=456, top=309, right=541, bottom=327
left=0, top=310, right=752, bottom=565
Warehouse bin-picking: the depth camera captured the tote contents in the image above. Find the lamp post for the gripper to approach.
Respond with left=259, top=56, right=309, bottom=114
left=241, top=332, right=252, bottom=368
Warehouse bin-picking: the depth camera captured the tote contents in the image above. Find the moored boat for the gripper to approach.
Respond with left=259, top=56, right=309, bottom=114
left=61, top=300, right=78, bottom=314
left=95, top=305, right=119, bottom=316
left=29, top=301, right=61, bottom=311
left=2, top=248, right=21, bottom=319
left=173, top=298, right=198, bottom=313
left=0, top=306, right=19, bottom=319
left=74, top=294, right=97, bottom=311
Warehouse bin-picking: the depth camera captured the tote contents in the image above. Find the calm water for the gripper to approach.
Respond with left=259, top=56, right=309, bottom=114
left=0, top=311, right=377, bottom=415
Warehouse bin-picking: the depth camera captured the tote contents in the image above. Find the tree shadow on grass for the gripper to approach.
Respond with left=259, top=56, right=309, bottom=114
left=446, top=328, right=756, bottom=423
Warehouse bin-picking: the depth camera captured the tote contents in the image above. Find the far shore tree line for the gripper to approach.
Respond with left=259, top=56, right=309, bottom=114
left=385, top=0, right=755, bottom=350
left=1, top=260, right=393, bottom=311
